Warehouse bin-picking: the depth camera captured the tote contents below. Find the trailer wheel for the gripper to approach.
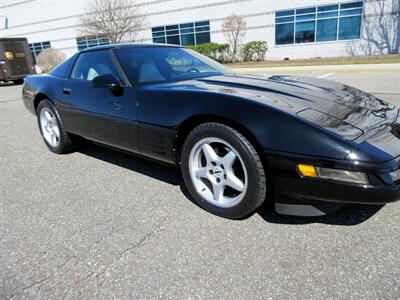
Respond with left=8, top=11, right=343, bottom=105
left=13, top=79, right=24, bottom=85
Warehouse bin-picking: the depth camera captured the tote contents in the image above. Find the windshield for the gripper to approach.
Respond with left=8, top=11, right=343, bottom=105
left=115, top=47, right=234, bottom=84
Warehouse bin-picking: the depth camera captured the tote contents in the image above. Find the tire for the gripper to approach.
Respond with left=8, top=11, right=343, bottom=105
left=13, top=79, right=24, bottom=85
left=181, top=123, right=266, bottom=219
left=36, top=99, right=78, bottom=154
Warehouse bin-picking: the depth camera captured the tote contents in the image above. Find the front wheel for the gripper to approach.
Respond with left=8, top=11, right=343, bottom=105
left=181, top=123, right=266, bottom=219
left=37, top=99, right=78, bottom=154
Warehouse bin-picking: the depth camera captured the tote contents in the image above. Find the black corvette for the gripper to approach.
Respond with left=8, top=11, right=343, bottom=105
left=22, top=44, right=400, bottom=219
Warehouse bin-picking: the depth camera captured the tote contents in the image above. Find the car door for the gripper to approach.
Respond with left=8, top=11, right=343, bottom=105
left=56, top=49, right=139, bottom=153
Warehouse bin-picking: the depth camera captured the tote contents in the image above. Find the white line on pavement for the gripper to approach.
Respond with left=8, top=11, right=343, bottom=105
left=317, top=73, right=334, bottom=78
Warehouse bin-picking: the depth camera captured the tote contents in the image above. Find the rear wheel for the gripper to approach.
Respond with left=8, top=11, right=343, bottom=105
left=37, top=100, right=78, bottom=154
left=13, top=79, right=24, bottom=85
left=181, top=123, right=266, bottom=219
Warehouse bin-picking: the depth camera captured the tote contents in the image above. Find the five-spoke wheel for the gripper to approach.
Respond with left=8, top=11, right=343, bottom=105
left=40, top=108, right=60, bottom=147
left=189, top=137, right=248, bottom=208
left=36, top=99, right=78, bottom=154
left=182, top=123, right=266, bottom=219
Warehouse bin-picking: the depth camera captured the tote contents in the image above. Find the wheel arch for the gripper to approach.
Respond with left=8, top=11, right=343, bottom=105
left=33, top=92, right=53, bottom=113
left=173, top=114, right=265, bottom=166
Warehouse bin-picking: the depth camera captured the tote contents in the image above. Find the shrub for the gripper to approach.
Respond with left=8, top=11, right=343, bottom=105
left=188, top=43, right=232, bottom=63
left=36, top=48, right=66, bottom=73
left=242, top=41, right=268, bottom=62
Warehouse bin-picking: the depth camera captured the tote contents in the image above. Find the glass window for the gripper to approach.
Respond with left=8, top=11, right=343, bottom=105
left=296, top=14, right=315, bottom=21
left=29, top=41, right=51, bottom=64
left=115, top=47, right=233, bottom=84
left=180, top=34, right=195, bottom=46
left=76, top=36, right=110, bottom=51
left=152, top=26, right=164, bottom=32
left=196, top=32, right=211, bottom=44
left=276, top=10, right=294, bottom=17
left=195, top=25, right=210, bottom=33
left=340, top=1, right=363, bottom=9
left=340, top=8, right=363, bottom=16
left=318, top=4, right=338, bottom=12
left=166, top=25, right=178, bottom=30
left=338, top=15, right=362, bottom=40
left=295, top=21, right=315, bottom=43
left=297, top=7, right=316, bottom=15
left=180, top=23, right=193, bottom=29
left=167, top=35, right=180, bottom=45
left=152, top=21, right=210, bottom=46
left=317, top=18, right=338, bottom=41
left=71, top=51, right=122, bottom=82
left=181, top=28, right=194, bottom=34
left=153, top=37, right=166, bottom=44
left=276, top=16, right=294, bottom=23
left=275, top=1, right=363, bottom=45
left=318, top=11, right=338, bottom=18
left=195, top=21, right=210, bottom=27
left=275, top=23, right=294, bottom=45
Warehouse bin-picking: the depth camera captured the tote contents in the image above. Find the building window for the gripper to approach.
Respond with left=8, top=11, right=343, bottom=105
left=151, top=21, right=211, bottom=46
left=275, top=1, right=363, bottom=45
left=29, top=41, right=51, bottom=63
left=76, top=36, right=110, bottom=51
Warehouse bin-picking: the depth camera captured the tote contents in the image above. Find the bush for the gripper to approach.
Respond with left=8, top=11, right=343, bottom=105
left=242, top=41, right=268, bottom=62
left=36, top=48, right=66, bottom=73
left=188, top=43, right=232, bottom=63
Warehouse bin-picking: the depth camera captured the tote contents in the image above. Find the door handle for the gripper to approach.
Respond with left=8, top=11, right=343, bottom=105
left=63, top=88, right=72, bottom=94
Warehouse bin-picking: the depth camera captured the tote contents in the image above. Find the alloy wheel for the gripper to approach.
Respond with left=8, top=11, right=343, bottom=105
left=188, top=137, right=248, bottom=208
left=40, top=108, right=60, bottom=147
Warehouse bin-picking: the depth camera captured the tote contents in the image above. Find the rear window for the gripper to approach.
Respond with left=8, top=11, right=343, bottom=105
left=50, top=54, right=78, bottom=78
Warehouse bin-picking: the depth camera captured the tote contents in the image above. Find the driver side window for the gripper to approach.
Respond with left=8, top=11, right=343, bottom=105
left=71, top=50, right=122, bottom=82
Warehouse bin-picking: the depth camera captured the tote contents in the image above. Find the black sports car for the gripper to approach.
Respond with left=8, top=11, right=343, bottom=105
left=22, top=44, right=400, bottom=219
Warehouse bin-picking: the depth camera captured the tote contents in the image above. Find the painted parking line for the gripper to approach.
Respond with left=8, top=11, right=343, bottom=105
left=317, top=72, right=335, bottom=79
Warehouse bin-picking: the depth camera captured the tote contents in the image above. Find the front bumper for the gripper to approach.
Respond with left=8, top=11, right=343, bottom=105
left=267, top=152, right=400, bottom=216
left=273, top=175, right=400, bottom=205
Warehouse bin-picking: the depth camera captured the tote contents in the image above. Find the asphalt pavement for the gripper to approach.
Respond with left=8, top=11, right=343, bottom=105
left=0, top=68, right=399, bottom=299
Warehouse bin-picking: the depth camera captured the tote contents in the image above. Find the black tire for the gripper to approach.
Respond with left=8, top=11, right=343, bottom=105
left=36, top=99, right=78, bottom=154
left=181, top=123, right=266, bottom=219
left=13, top=79, right=24, bottom=85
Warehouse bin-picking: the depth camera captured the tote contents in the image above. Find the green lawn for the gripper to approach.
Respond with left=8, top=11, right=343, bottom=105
left=225, top=54, right=400, bottom=68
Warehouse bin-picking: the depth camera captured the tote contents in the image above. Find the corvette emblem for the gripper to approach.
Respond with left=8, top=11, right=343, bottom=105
left=5, top=51, right=14, bottom=60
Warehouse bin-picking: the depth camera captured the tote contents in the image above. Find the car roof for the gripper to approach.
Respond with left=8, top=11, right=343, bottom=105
left=80, top=43, right=183, bottom=53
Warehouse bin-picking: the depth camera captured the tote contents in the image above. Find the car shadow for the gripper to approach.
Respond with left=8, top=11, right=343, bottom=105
left=257, top=203, right=384, bottom=226
left=79, top=144, right=384, bottom=226
left=79, top=144, right=182, bottom=186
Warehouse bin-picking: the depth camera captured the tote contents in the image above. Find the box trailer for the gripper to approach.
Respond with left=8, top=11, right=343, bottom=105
left=0, top=38, right=36, bottom=84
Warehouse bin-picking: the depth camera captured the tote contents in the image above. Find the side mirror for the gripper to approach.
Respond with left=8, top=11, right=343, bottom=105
left=91, top=74, right=121, bottom=89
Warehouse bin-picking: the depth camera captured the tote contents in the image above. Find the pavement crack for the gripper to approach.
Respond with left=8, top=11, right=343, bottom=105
left=10, top=274, right=54, bottom=299
left=61, top=217, right=187, bottom=297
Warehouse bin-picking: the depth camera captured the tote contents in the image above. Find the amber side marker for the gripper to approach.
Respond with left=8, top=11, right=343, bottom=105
left=297, top=164, right=318, bottom=178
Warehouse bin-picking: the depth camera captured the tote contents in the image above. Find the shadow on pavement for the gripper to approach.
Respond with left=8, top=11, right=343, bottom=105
left=80, top=144, right=384, bottom=226
left=258, top=203, right=384, bottom=226
left=79, top=143, right=182, bottom=186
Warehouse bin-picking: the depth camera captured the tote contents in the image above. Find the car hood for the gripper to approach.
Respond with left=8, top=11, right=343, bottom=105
left=196, top=75, right=399, bottom=141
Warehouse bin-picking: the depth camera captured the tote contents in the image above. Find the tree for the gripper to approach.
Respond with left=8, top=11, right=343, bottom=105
left=78, top=0, right=145, bottom=44
left=221, top=14, right=247, bottom=60
left=36, top=48, right=66, bottom=73
left=347, top=0, right=399, bottom=55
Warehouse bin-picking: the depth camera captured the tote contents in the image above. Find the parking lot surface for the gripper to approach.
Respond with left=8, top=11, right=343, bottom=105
left=0, top=69, right=399, bottom=299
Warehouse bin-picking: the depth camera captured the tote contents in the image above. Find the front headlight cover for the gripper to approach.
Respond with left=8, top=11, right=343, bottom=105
left=390, top=169, right=400, bottom=182
left=316, top=167, right=369, bottom=185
